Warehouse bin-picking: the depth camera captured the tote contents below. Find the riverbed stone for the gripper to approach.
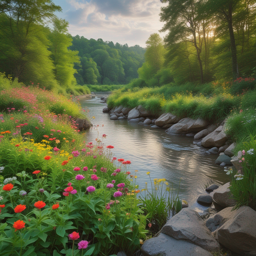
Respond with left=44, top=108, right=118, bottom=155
left=220, top=162, right=226, bottom=167
left=224, top=143, right=235, bottom=157
left=197, top=194, right=213, bottom=206
left=201, top=125, right=228, bottom=148
left=127, top=108, right=140, bottom=120
left=102, top=107, right=109, bottom=113
left=137, top=105, right=152, bottom=117
left=139, top=117, right=145, bottom=121
left=194, top=124, right=217, bottom=140
left=211, top=182, right=235, bottom=208
left=215, top=153, right=232, bottom=165
left=161, top=208, right=219, bottom=251
left=207, top=147, right=219, bottom=155
left=155, top=113, right=180, bottom=127
left=166, top=118, right=209, bottom=134
left=122, top=107, right=131, bottom=115
left=129, top=118, right=140, bottom=122
left=151, top=125, right=160, bottom=129
left=110, top=114, right=118, bottom=120
left=162, top=124, right=173, bottom=129
left=75, top=118, right=92, bottom=130
left=117, top=252, right=127, bottom=256
left=141, top=233, right=213, bottom=256
left=118, top=116, right=126, bottom=120
left=113, top=106, right=123, bottom=113
left=218, top=144, right=229, bottom=153
left=144, top=118, right=151, bottom=125
left=206, top=184, right=219, bottom=193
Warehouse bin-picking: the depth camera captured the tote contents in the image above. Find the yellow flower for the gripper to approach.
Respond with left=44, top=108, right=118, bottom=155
left=56, top=140, right=60, bottom=144
left=134, top=176, right=137, bottom=179
left=146, top=172, right=150, bottom=175
left=135, top=170, right=138, bottom=172
left=66, top=140, right=69, bottom=143
left=145, top=182, right=147, bottom=184
left=166, top=187, right=170, bottom=191
left=165, top=182, right=169, bottom=185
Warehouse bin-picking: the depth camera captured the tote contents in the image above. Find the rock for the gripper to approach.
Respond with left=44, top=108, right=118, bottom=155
left=139, top=117, right=145, bottom=121
left=220, top=162, right=226, bottom=167
left=231, top=150, right=243, bottom=171
left=141, top=233, right=213, bottom=256
left=110, top=114, right=118, bottom=120
left=102, top=107, right=109, bottom=113
left=201, top=125, right=228, bottom=148
left=197, top=194, right=213, bottom=206
left=194, top=124, right=217, bottom=140
left=215, top=154, right=232, bottom=165
left=109, top=107, right=117, bottom=114
left=212, top=182, right=235, bottom=208
left=151, top=119, right=156, bottom=124
left=118, top=116, right=126, bottom=120
left=218, top=144, right=229, bottom=153
left=206, top=184, right=219, bottom=193
left=212, top=206, right=256, bottom=256
left=137, top=105, right=152, bottom=117
left=122, top=107, right=131, bottom=115
left=208, top=147, right=219, bottom=155
left=151, top=125, right=160, bottom=129
left=114, top=106, right=123, bottom=113
left=155, top=113, right=180, bottom=127
left=75, top=118, right=92, bottom=131
left=117, top=252, right=127, bottom=256
left=186, top=133, right=195, bottom=137
left=197, top=142, right=202, bottom=147
left=162, top=124, right=173, bottom=129
left=182, top=200, right=188, bottom=208
left=127, top=108, right=140, bottom=120
left=161, top=208, right=219, bottom=251
left=224, top=143, right=235, bottom=157
left=144, top=118, right=152, bottom=125
left=201, top=208, right=218, bottom=220
left=166, top=118, right=208, bottom=135
left=129, top=118, right=140, bottom=122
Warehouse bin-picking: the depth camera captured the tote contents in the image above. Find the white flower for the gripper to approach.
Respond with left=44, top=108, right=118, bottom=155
left=0, top=196, right=3, bottom=201
left=0, top=167, right=4, bottom=171
left=247, top=149, right=254, bottom=155
left=234, top=174, right=244, bottom=181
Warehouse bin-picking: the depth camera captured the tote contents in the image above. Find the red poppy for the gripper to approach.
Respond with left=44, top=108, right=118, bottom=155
left=13, top=220, right=25, bottom=232
left=0, top=205, right=5, bottom=208
left=112, top=157, right=117, bottom=160
left=61, top=160, right=69, bottom=166
left=52, top=203, right=59, bottom=210
left=34, top=201, right=46, bottom=209
left=32, top=170, right=41, bottom=174
left=15, top=144, right=20, bottom=147
left=106, top=145, right=114, bottom=149
left=3, top=184, right=14, bottom=191
left=118, top=158, right=124, bottom=162
left=14, top=205, right=26, bottom=213
left=44, top=156, right=51, bottom=160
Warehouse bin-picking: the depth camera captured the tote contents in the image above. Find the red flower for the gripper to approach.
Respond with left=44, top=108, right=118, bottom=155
left=34, top=201, right=46, bottom=209
left=32, top=170, right=41, bottom=174
left=13, top=220, right=25, bottom=231
left=44, top=156, right=51, bottom=160
left=118, top=158, right=124, bottom=162
left=63, top=192, right=69, bottom=196
left=64, top=186, right=73, bottom=192
left=61, top=160, right=69, bottom=166
left=43, top=135, right=49, bottom=138
left=14, top=205, right=26, bottom=213
left=52, top=203, right=59, bottom=210
left=69, top=231, right=80, bottom=240
left=15, top=144, right=20, bottom=147
left=112, top=157, right=117, bottom=160
left=126, top=172, right=131, bottom=175
left=3, top=184, right=14, bottom=191
left=0, top=205, right=5, bottom=208
left=106, top=145, right=114, bottom=149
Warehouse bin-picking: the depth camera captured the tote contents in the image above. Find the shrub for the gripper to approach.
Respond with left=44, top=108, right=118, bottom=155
left=230, top=77, right=256, bottom=95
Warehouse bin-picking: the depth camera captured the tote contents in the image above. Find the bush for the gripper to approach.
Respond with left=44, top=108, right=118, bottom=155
left=230, top=78, right=256, bottom=95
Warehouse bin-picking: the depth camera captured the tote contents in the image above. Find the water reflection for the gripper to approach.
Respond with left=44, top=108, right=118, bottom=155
left=81, top=96, right=230, bottom=203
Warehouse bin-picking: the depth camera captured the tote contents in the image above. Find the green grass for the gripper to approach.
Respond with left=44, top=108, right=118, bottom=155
left=88, top=84, right=125, bottom=92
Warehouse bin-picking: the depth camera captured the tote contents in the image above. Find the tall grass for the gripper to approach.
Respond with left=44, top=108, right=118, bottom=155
left=88, top=84, right=125, bottom=92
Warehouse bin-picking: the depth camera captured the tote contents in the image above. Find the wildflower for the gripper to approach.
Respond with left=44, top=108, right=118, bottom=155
left=107, top=183, right=114, bottom=189
left=111, top=172, right=117, bottom=176
left=134, top=176, right=137, bottom=179
left=102, top=134, right=107, bottom=138
left=76, top=175, right=84, bottom=180
left=71, top=189, right=77, bottom=194
left=72, top=151, right=80, bottom=157
left=135, top=170, right=138, bottom=172
left=118, top=158, right=124, bottom=162
left=112, top=157, right=117, bottom=160
left=78, top=240, right=89, bottom=250
left=15, top=144, right=20, bottom=147
left=19, top=190, right=27, bottom=196
left=93, top=169, right=97, bottom=173
left=106, top=204, right=110, bottom=210
left=91, top=174, right=99, bottom=181
left=68, top=231, right=80, bottom=240
left=73, top=167, right=81, bottom=171
left=63, top=192, right=69, bottom=196
left=68, top=182, right=72, bottom=186
left=147, top=172, right=150, bottom=175
left=113, top=191, right=123, bottom=197
left=34, top=201, right=46, bottom=209
left=112, top=180, right=116, bottom=184
left=126, top=171, right=131, bottom=175
left=33, top=170, right=41, bottom=174
left=234, top=174, right=244, bottom=180
left=62, top=160, right=69, bottom=166
left=44, top=156, right=51, bottom=160
left=52, top=203, right=59, bottom=210
left=117, top=183, right=125, bottom=188
left=148, top=223, right=152, bottom=228
left=3, top=183, right=14, bottom=191
left=13, top=220, right=25, bottom=231
left=115, top=168, right=121, bottom=173
left=0, top=205, right=5, bottom=208
left=14, top=205, right=26, bottom=213
left=106, top=145, right=114, bottom=149
left=64, top=186, right=73, bottom=192
left=55, top=139, right=60, bottom=144
left=39, top=188, right=44, bottom=193
left=86, top=186, right=95, bottom=193
left=247, top=149, right=254, bottom=155
left=53, top=147, right=59, bottom=152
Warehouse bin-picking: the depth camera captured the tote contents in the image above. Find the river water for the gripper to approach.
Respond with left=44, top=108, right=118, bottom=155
left=80, top=94, right=230, bottom=205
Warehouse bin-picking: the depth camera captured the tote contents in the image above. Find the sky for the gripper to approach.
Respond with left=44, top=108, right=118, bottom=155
left=52, top=0, right=167, bottom=47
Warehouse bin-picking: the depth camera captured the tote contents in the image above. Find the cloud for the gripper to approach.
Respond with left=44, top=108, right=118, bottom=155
left=60, top=0, right=167, bottom=46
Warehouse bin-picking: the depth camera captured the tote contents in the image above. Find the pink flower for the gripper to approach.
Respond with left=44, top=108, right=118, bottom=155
left=73, top=167, right=81, bottom=171
left=112, top=180, right=116, bottom=184
left=57, top=130, right=61, bottom=133
left=83, top=166, right=88, bottom=171
left=76, top=175, right=85, bottom=180
left=93, top=155, right=97, bottom=159
left=113, top=191, right=123, bottom=197
left=117, top=183, right=125, bottom=188
left=71, top=189, right=77, bottom=194
left=242, top=150, right=245, bottom=155
left=63, top=192, right=69, bottom=196
left=91, top=174, right=99, bottom=181
left=82, top=148, right=86, bottom=152
left=72, top=151, right=80, bottom=157
left=68, top=182, right=72, bottom=186
left=106, top=204, right=110, bottom=210
left=68, top=231, right=80, bottom=240
left=107, top=183, right=114, bottom=189
left=78, top=240, right=89, bottom=250
left=87, top=186, right=95, bottom=193
left=93, top=169, right=97, bottom=173
left=102, top=134, right=107, bottom=138
left=53, top=147, right=59, bottom=152
left=114, top=169, right=121, bottom=173
left=111, top=173, right=117, bottom=176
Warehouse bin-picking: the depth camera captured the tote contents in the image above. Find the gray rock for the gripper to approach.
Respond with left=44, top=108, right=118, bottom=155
left=215, top=154, right=231, bottom=165
left=75, top=118, right=92, bottom=131
left=141, top=233, right=213, bottom=256
left=161, top=208, right=219, bottom=251
left=151, top=119, right=156, bottom=124
left=102, top=107, right=109, bottom=113
left=197, top=142, right=202, bottom=147
left=212, top=182, right=235, bottom=208
left=206, top=184, right=219, bottom=193
left=144, top=118, right=152, bottom=125
left=231, top=150, right=243, bottom=171
left=151, top=125, right=160, bottom=129
left=114, top=106, right=123, bottom=113
left=220, top=162, right=226, bottom=167
left=194, top=125, right=217, bottom=140
left=117, top=252, right=127, bottom=256
left=162, top=124, right=173, bottom=129
left=197, top=194, right=213, bottom=206
left=139, top=117, right=145, bottom=121
left=129, top=118, right=140, bottom=122
left=110, top=114, right=118, bottom=120
left=118, top=116, right=126, bottom=120
left=127, top=108, right=140, bottom=120
left=224, top=143, right=235, bottom=157
left=122, top=107, right=131, bottom=115
left=208, top=147, right=219, bottom=155
left=155, top=113, right=180, bottom=127
left=218, top=144, right=229, bottom=153
left=182, top=200, right=189, bottom=208
left=166, top=118, right=208, bottom=135
left=186, top=133, right=195, bottom=137
left=137, top=105, right=152, bottom=117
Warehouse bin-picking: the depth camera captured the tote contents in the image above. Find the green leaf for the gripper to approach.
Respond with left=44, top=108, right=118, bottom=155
left=40, top=241, right=51, bottom=248
left=24, top=237, right=38, bottom=247
left=22, top=246, right=35, bottom=256
left=38, top=232, right=48, bottom=242
left=56, top=226, right=66, bottom=237
left=84, top=245, right=95, bottom=256
left=53, top=250, right=62, bottom=256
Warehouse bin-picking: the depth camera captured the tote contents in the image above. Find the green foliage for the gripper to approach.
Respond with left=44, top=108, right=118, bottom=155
left=230, top=79, right=256, bottom=95
left=88, top=84, right=124, bottom=92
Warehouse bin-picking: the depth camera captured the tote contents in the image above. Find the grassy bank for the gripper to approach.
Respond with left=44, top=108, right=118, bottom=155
left=87, top=84, right=125, bottom=92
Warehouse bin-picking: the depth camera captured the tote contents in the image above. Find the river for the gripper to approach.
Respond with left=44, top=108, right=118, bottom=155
left=80, top=94, right=230, bottom=208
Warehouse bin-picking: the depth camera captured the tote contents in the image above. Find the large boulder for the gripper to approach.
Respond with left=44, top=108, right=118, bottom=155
left=121, top=107, right=131, bottom=115
left=137, top=105, right=153, bottom=117
left=166, top=118, right=208, bottom=135
left=127, top=108, right=140, bottom=120
left=201, top=125, right=228, bottom=148
left=161, top=208, right=219, bottom=251
left=102, top=107, right=109, bottom=113
left=75, top=118, right=92, bottom=131
left=224, top=143, right=236, bottom=157
left=144, top=118, right=152, bottom=125
left=194, top=125, right=217, bottom=140
left=110, top=114, right=118, bottom=120
left=114, top=106, right=123, bottom=113
left=209, top=207, right=256, bottom=256
left=155, top=113, right=180, bottom=127
left=212, top=182, right=236, bottom=208
left=141, top=233, right=213, bottom=256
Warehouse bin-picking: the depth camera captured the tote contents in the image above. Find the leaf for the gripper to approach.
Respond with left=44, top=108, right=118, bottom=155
left=38, top=232, right=48, bottom=242
left=84, top=245, right=95, bottom=256
left=56, top=226, right=66, bottom=237
left=22, top=246, right=35, bottom=256
left=124, top=218, right=133, bottom=228
left=24, top=237, right=38, bottom=247
left=53, top=250, right=62, bottom=256
left=105, top=221, right=116, bottom=232
left=40, top=241, right=51, bottom=248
